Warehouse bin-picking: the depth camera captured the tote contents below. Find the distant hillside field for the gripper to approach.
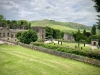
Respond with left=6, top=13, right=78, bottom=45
left=0, top=44, right=100, bottom=75
left=30, top=19, right=91, bottom=33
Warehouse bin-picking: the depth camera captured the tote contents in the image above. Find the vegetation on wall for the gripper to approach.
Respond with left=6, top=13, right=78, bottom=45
left=32, top=42, right=100, bottom=60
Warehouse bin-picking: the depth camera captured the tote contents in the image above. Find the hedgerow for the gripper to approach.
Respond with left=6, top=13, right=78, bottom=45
left=32, top=42, right=100, bottom=60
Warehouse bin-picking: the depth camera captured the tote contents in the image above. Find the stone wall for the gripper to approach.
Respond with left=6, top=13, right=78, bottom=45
left=18, top=43, right=100, bottom=67
left=63, top=33, right=74, bottom=41
left=32, top=27, right=45, bottom=40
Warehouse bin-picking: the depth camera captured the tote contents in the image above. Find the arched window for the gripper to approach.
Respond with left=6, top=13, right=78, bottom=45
left=11, top=34, right=13, bottom=38
left=3, top=33, right=5, bottom=37
left=7, top=33, right=9, bottom=37
left=0, top=33, right=1, bottom=37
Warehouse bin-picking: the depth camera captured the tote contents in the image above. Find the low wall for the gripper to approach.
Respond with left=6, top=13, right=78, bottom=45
left=18, top=43, right=100, bottom=67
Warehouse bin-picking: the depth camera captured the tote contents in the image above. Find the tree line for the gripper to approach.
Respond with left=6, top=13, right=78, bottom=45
left=0, top=14, right=31, bottom=29
left=45, top=26, right=64, bottom=40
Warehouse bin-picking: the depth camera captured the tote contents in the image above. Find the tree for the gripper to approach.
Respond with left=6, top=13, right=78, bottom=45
left=17, top=20, right=29, bottom=29
left=91, top=25, right=96, bottom=35
left=16, top=30, right=38, bottom=44
left=45, top=26, right=53, bottom=39
left=52, top=29, right=61, bottom=39
left=0, top=14, right=5, bottom=20
left=83, top=29, right=86, bottom=36
left=15, top=31, right=22, bottom=40
left=61, top=31, right=64, bottom=38
left=92, top=0, right=100, bottom=30
left=73, top=29, right=86, bottom=47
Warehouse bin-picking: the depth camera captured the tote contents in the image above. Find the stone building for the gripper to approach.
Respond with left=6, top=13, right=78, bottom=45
left=63, top=33, right=74, bottom=41
left=32, top=27, right=45, bottom=40
left=91, top=39, right=98, bottom=46
left=0, top=26, right=26, bottom=42
left=0, top=26, right=45, bottom=42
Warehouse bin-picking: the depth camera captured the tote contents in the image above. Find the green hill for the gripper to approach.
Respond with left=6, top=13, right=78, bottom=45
left=30, top=19, right=91, bottom=33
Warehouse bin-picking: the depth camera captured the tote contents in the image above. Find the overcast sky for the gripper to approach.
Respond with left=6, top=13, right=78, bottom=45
left=0, top=0, right=99, bottom=26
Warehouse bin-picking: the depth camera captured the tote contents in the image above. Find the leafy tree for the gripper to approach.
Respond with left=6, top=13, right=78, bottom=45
left=83, top=29, right=86, bottom=36
left=17, top=20, right=29, bottom=29
left=92, top=0, right=100, bottom=30
left=15, top=31, right=22, bottom=40
left=92, top=0, right=100, bottom=12
left=52, top=29, right=61, bottom=39
left=16, top=30, right=38, bottom=44
left=73, top=29, right=86, bottom=47
left=45, top=26, right=53, bottom=39
left=61, top=31, right=64, bottom=38
left=0, top=14, right=5, bottom=20
left=91, top=25, right=96, bottom=35
left=1, top=20, right=7, bottom=27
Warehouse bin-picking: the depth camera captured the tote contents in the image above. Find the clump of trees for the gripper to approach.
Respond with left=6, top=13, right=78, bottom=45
left=73, top=29, right=86, bottom=47
left=16, top=30, right=38, bottom=44
left=45, top=26, right=64, bottom=39
left=0, top=14, right=31, bottom=29
left=73, top=25, right=100, bottom=46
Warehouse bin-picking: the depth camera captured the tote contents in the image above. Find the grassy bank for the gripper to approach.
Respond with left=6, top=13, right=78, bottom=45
left=0, top=44, right=100, bottom=75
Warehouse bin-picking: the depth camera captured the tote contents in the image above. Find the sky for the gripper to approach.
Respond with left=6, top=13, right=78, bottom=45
left=0, top=0, right=99, bottom=26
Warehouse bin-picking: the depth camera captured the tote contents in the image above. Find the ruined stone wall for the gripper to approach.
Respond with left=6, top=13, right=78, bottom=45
left=18, top=43, right=100, bottom=67
left=32, top=27, right=45, bottom=40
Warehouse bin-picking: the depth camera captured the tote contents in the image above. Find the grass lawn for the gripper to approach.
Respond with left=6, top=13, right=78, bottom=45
left=0, top=44, right=100, bottom=75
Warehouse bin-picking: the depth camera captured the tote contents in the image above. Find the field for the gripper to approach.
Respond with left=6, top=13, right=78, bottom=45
left=0, top=44, right=100, bottom=75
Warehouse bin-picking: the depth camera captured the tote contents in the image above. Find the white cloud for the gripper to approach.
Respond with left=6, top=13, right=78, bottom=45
left=0, top=0, right=99, bottom=26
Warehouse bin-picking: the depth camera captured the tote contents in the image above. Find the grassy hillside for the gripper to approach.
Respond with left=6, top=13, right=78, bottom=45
left=0, top=44, right=100, bottom=75
left=30, top=19, right=91, bottom=33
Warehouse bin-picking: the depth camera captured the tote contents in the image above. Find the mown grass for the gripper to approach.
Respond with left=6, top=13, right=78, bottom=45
left=0, top=44, right=100, bottom=75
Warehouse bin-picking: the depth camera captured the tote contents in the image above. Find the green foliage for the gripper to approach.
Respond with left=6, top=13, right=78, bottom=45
left=0, top=14, right=5, bottom=20
left=91, top=35, right=99, bottom=39
left=91, top=25, right=96, bottom=35
left=93, top=0, right=100, bottom=12
left=15, top=31, right=22, bottom=40
left=83, top=29, right=86, bottom=36
left=93, top=0, right=100, bottom=30
left=17, top=20, right=28, bottom=25
left=0, top=14, right=31, bottom=29
left=73, top=29, right=86, bottom=42
left=45, top=26, right=53, bottom=39
left=86, top=36, right=91, bottom=44
left=16, top=30, right=38, bottom=44
left=61, top=31, right=64, bottom=38
left=45, top=26, right=62, bottom=39
left=52, top=29, right=61, bottom=39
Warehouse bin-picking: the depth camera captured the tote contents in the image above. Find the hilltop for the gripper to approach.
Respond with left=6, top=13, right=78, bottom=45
left=30, top=19, right=91, bottom=33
